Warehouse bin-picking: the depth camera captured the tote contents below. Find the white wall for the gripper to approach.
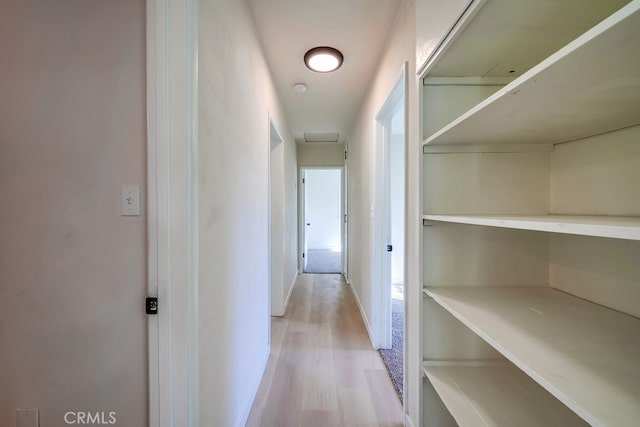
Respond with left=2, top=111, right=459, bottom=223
left=416, top=0, right=472, bottom=72
left=297, top=143, right=346, bottom=166
left=305, top=169, right=342, bottom=250
left=0, top=1, right=147, bottom=425
left=283, top=134, right=299, bottom=313
left=270, top=127, right=298, bottom=317
left=197, top=0, right=297, bottom=425
left=550, top=125, right=640, bottom=318
left=346, top=0, right=418, bottom=420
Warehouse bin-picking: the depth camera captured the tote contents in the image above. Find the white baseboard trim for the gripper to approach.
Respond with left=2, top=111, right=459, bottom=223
left=348, top=281, right=376, bottom=348
left=235, top=344, right=270, bottom=427
left=282, top=272, right=299, bottom=313
left=405, top=413, right=416, bottom=427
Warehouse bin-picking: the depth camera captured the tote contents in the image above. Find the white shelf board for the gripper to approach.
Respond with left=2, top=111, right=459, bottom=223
left=423, top=1, right=640, bottom=146
left=422, top=214, right=640, bottom=240
left=423, top=286, right=640, bottom=427
left=423, top=363, right=588, bottom=427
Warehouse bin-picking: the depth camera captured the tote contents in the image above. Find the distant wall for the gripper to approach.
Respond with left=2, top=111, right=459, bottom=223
left=297, top=143, right=345, bottom=166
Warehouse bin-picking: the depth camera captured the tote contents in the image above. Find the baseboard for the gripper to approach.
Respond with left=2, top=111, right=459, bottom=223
left=348, top=281, right=376, bottom=348
left=405, top=413, right=416, bottom=427
left=282, top=272, right=298, bottom=314
left=234, top=344, right=270, bottom=427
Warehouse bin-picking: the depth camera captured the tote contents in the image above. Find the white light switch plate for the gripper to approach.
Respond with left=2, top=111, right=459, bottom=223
left=16, top=408, right=39, bottom=427
left=122, top=185, right=141, bottom=216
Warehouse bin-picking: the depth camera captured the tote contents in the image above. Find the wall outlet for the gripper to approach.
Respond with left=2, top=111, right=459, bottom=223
left=16, top=408, right=39, bottom=427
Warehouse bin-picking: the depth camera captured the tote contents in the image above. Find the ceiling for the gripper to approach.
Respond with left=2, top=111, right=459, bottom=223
left=247, top=0, right=403, bottom=144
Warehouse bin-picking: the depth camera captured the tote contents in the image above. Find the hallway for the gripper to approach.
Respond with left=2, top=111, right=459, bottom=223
left=246, top=274, right=403, bottom=427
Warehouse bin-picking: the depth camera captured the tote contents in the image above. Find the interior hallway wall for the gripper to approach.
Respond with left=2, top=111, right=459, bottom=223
left=270, top=128, right=297, bottom=317
left=0, top=0, right=147, bottom=425
left=346, top=0, right=418, bottom=421
left=297, top=143, right=346, bottom=166
left=198, top=0, right=297, bottom=424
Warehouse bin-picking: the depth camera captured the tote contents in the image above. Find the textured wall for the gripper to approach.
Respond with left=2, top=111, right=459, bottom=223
left=197, top=0, right=297, bottom=424
left=346, top=0, right=417, bottom=421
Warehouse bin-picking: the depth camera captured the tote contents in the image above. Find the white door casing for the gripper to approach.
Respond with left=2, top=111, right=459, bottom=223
left=372, top=63, right=408, bottom=350
left=342, top=146, right=349, bottom=277
left=147, top=0, right=199, bottom=426
left=300, top=167, right=345, bottom=273
left=301, top=169, right=309, bottom=270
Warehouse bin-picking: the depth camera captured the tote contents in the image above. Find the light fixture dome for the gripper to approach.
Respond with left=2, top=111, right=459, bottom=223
left=304, top=46, right=344, bottom=73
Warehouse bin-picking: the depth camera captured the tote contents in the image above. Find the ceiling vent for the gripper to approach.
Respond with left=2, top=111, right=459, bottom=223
left=303, top=132, right=340, bottom=144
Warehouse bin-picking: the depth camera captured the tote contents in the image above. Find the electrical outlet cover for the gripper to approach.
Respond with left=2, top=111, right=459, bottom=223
left=16, top=408, right=39, bottom=427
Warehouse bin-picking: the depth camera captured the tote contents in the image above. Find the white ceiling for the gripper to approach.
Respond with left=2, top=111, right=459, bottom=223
left=247, top=0, right=403, bottom=144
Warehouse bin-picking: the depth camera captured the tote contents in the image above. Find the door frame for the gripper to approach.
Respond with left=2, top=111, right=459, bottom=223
left=343, top=138, right=349, bottom=278
left=146, top=0, right=199, bottom=426
left=269, top=118, right=284, bottom=319
left=299, top=166, right=345, bottom=273
left=372, top=63, right=408, bottom=350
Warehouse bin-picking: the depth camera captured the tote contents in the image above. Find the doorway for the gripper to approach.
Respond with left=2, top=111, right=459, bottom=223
left=301, top=167, right=343, bottom=274
left=373, top=64, right=407, bottom=401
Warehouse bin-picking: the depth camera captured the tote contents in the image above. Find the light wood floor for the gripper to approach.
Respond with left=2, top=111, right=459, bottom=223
left=246, top=274, right=404, bottom=427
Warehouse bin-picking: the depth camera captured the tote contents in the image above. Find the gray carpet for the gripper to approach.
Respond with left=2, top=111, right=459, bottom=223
left=379, top=297, right=404, bottom=402
left=304, top=248, right=341, bottom=273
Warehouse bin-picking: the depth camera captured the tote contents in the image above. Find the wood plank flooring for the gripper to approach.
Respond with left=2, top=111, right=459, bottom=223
left=246, top=274, right=404, bottom=427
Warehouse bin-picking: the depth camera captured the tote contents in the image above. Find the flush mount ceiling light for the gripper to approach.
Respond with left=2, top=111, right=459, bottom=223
left=304, top=46, right=344, bottom=73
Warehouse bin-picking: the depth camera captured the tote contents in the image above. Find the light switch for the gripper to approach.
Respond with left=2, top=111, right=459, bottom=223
left=122, top=185, right=141, bottom=216
left=16, top=408, right=39, bottom=427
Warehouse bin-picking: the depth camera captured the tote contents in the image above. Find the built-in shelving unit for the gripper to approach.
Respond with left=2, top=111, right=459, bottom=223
left=423, top=214, right=640, bottom=240
left=423, top=1, right=640, bottom=146
left=424, top=286, right=640, bottom=427
left=423, top=362, right=588, bottom=427
left=417, top=0, right=640, bottom=426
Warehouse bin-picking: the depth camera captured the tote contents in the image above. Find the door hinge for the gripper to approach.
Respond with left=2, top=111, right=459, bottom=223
left=146, top=297, right=158, bottom=315
left=302, top=178, right=305, bottom=184
left=344, top=214, right=348, bottom=223
left=387, top=245, right=393, bottom=252
left=302, top=252, right=305, bottom=258
left=344, top=150, right=348, bottom=160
